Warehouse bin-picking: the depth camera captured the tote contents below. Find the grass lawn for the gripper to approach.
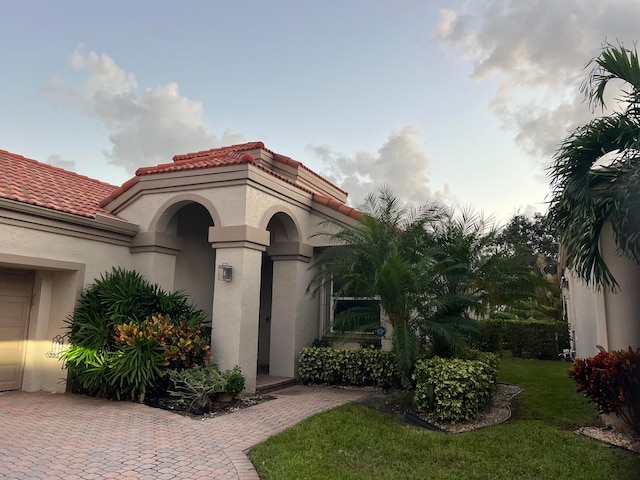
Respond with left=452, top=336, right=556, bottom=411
left=248, top=357, right=640, bottom=479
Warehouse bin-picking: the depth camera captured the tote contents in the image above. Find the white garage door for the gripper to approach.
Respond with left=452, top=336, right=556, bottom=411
left=0, top=269, right=34, bottom=391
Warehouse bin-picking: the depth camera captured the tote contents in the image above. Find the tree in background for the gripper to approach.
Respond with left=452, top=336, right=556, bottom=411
left=495, top=213, right=563, bottom=321
left=548, top=43, right=640, bottom=290
left=495, top=213, right=558, bottom=275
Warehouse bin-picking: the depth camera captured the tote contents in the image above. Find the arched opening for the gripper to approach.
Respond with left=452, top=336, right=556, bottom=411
left=257, top=212, right=300, bottom=375
left=165, top=202, right=216, bottom=322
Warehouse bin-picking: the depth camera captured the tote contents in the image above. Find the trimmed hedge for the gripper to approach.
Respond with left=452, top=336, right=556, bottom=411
left=412, top=352, right=498, bottom=423
left=298, top=347, right=400, bottom=389
left=477, top=317, right=569, bottom=359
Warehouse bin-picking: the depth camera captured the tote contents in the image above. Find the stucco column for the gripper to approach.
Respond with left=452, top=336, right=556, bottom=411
left=268, top=242, right=315, bottom=378
left=130, top=231, right=182, bottom=292
left=600, top=224, right=640, bottom=351
left=209, top=225, right=270, bottom=393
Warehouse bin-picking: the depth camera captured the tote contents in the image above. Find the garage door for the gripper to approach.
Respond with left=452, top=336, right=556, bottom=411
left=0, top=269, right=34, bottom=391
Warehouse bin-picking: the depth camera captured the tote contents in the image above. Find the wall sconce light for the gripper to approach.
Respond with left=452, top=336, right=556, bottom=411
left=218, top=263, right=233, bottom=282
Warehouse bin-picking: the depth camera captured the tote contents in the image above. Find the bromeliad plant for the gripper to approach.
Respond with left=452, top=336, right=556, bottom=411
left=569, top=347, right=640, bottom=435
left=61, top=268, right=211, bottom=402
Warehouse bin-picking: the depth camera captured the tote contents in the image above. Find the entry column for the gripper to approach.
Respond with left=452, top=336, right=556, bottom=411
left=268, top=242, right=314, bottom=378
left=209, top=225, right=270, bottom=393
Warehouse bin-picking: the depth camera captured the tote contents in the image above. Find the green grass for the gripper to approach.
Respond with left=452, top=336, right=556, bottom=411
left=248, top=357, right=640, bottom=479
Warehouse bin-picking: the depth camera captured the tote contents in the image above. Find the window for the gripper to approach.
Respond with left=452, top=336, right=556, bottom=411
left=329, top=281, right=380, bottom=334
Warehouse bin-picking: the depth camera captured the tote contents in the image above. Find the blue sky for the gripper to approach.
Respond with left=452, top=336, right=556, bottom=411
left=1, top=1, right=638, bottom=222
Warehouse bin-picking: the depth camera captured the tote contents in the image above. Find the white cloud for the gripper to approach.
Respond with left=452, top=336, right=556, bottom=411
left=308, top=125, right=450, bottom=207
left=434, top=1, right=640, bottom=163
left=43, top=46, right=244, bottom=173
left=47, top=154, right=76, bottom=171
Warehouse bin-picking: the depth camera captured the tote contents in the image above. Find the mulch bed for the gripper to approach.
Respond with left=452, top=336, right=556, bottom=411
left=145, top=393, right=275, bottom=419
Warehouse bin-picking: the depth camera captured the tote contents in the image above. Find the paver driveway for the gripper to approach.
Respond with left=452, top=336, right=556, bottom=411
left=0, top=385, right=368, bottom=479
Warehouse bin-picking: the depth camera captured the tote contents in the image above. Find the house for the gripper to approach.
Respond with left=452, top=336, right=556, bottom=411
left=0, top=142, right=361, bottom=393
left=561, top=223, right=640, bottom=358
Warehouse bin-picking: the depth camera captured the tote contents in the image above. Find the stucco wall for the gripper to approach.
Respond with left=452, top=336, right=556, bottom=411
left=565, top=223, right=640, bottom=358
left=0, top=221, right=134, bottom=392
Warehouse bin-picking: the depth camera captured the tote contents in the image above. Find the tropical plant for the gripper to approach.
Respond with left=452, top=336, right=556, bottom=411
left=309, top=188, right=533, bottom=377
left=167, top=365, right=225, bottom=412
left=548, top=43, right=640, bottom=290
left=414, top=208, right=536, bottom=357
left=309, top=187, right=448, bottom=378
left=569, top=347, right=640, bottom=435
left=61, top=268, right=210, bottom=401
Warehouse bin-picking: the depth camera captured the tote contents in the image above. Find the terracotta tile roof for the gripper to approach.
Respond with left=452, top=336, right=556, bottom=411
left=0, top=149, right=118, bottom=219
left=105, top=142, right=358, bottom=220
left=313, top=193, right=361, bottom=220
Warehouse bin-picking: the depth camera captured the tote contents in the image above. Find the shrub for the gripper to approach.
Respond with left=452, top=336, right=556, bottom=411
left=61, top=268, right=209, bottom=401
left=116, top=315, right=211, bottom=369
left=477, top=316, right=569, bottom=359
left=298, top=347, right=400, bottom=389
left=167, top=365, right=225, bottom=413
left=569, top=347, right=640, bottom=435
left=223, top=366, right=246, bottom=394
left=412, top=352, right=498, bottom=423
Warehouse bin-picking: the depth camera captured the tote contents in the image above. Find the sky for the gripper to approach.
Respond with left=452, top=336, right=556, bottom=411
left=1, top=0, right=639, bottom=223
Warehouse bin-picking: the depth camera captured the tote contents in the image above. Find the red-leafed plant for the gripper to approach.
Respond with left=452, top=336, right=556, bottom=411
left=569, top=346, right=640, bottom=436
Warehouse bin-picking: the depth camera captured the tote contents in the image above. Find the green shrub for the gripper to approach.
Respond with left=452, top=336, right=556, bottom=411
left=412, top=353, right=498, bottom=423
left=61, top=268, right=209, bottom=401
left=478, top=316, right=569, bottom=359
left=223, top=366, right=246, bottom=394
left=298, top=347, right=400, bottom=389
left=67, top=267, right=205, bottom=349
left=167, top=365, right=225, bottom=412
left=167, top=364, right=246, bottom=412
left=569, top=347, right=640, bottom=435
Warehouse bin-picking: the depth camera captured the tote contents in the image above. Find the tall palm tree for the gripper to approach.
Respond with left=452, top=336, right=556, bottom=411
left=415, top=208, right=535, bottom=355
left=309, top=187, right=446, bottom=377
left=309, top=188, right=525, bottom=376
left=548, top=43, right=640, bottom=290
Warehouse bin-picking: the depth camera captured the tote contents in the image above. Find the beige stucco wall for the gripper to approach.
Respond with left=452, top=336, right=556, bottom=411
left=565, top=223, right=640, bottom=358
left=0, top=218, right=135, bottom=392
left=599, top=224, right=640, bottom=352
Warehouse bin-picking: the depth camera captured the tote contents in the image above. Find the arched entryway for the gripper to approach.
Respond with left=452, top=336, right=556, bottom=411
left=258, top=212, right=315, bottom=380
left=157, top=201, right=216, bottom=322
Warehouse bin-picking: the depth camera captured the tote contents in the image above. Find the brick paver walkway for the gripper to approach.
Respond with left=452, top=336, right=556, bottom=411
left=0, top=385, right=368, bottom=479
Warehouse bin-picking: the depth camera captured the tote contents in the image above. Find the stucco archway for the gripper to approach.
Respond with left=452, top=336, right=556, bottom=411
left=258, top=212, right=314, bottom=378
left=155, top=201, right=217, bottom=323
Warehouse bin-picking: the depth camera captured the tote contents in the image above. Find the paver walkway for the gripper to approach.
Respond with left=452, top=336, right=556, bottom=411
left=0, top=385, right=369, bottom=479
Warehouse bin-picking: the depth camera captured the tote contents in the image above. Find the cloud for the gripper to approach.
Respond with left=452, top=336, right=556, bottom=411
left=43, top=46, right=244, bottom=173
left=308, top=125, right=450, bottom=207
left=47, top=154, right=76, bottom=171
left=434, top=0, right=640, bottom=162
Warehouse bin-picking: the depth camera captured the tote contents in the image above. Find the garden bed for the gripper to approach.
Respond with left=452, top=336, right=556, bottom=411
left=145, top=392, right=274, bottom=419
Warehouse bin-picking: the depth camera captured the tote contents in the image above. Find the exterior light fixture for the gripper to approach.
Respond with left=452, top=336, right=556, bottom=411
left=218, top=263, right=233, bottom=282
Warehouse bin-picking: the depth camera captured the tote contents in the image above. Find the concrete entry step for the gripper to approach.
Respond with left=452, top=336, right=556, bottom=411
left=256, top=374, right=296, bottom=394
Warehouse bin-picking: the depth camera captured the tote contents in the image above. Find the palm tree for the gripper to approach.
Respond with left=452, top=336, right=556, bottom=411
left=309, top=187, right=445, bottom=377
left=309, top=188, right=527, bottom=376
left=548, top=43, right=640, bottom=290
left=415, top=208, right=535, bottom=356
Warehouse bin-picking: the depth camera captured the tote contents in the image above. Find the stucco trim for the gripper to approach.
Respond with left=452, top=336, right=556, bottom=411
left=130, top=231, right=183, bottom=254
left=0, top=202, right=137, bottom=246
left=0, top=253, right=85, bottom=273
left=148, top=193, right=222, bottom=233
left=104, top=164, right=253, bottom=214
left=267, top=242, right=313, bottom=262
left=209, top=225, right=270, bottom=251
